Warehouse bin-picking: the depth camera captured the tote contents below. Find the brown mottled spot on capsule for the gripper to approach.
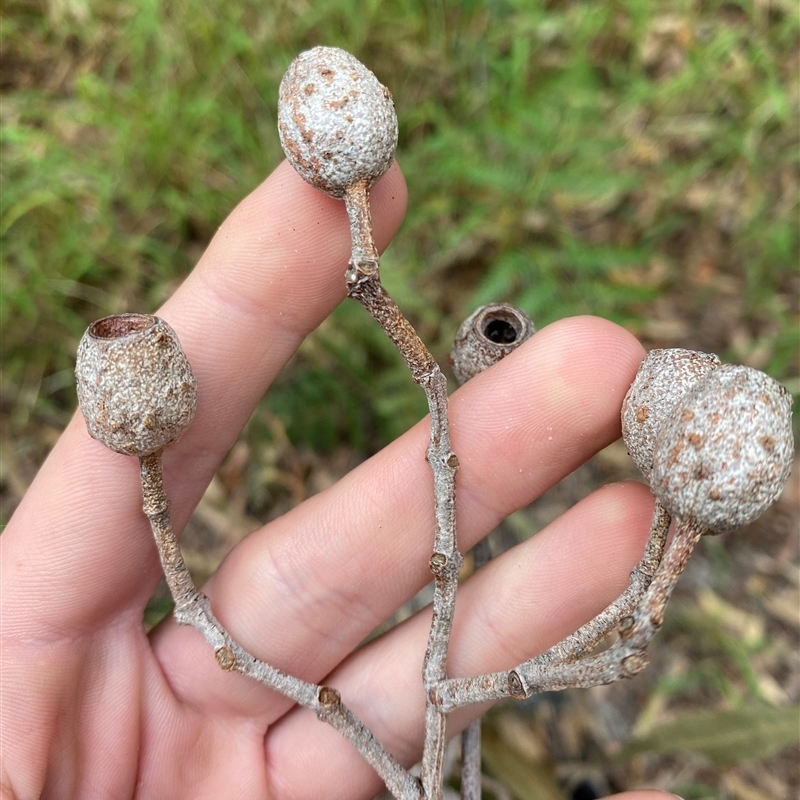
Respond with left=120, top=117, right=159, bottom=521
left=689, top=432, right=703, bottom=448
left=320, top=67, right=334, bottom=82
left=144, top=414, right=156, bottom=430
left=695, top=463, right=711, bottom=480
left=709, top=488, right=721, bottom=500
left=349, top=71, right=360, bottom=81
left=681, top=408, right=695, bottom=422
left=636, top=406, right=649, bottom=423
left=304, top=82, right=315, bottom=95
left=382, top=85, right=393, bottom=100
left=327, top=96, right=350, bottom=110
left=280, top=135, right=312, bottom=173
left=710, top=412, right=722, bottom=425
left=289, top=109, right=313, bottom=142
left=760, top=435, right=776, bottom=452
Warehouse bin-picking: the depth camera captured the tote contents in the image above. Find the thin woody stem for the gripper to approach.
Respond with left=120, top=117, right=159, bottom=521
left=344, top=183, right=461, bottom=799
left=139, top=453, right=422, bottom=800
left=508, top=516, right=703, bottom=696
left=537, top=500, right=671, bottom=665
left=459, top=538, right=492, bottom=799
left=140, top=451, right=202, bottom=613
left=435, top=501, right=673, bottom=711
left=459, top=717, right=482, bottom=800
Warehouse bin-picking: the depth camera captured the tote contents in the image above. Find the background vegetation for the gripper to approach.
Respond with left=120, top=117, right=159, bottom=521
left=2, top=1, right=798, bottom=798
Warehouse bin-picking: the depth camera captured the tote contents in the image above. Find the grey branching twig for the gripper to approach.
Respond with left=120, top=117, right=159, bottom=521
left=75, top=46, right=795, bottom=800
left=346, top=190, right=460, bottom=795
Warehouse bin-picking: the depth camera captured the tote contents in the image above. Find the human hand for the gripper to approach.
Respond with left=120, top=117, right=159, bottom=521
left=1, top=160, right=674, bottom=800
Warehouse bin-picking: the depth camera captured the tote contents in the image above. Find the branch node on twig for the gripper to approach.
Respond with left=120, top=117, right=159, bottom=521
left=215, top=645, right=236, bottom=671
left=318, top=686, right=342, bottom=708
left=429, top=552, right=448, bottom=576
left=618, top=615, right=635, bottom=640
left=508, top=671, right=526, bottom=700
left=620, top=653, right=648, bottom=677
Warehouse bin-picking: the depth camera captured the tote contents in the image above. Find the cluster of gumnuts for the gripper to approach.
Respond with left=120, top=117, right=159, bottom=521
left=622, top=349, right=793, bottom=535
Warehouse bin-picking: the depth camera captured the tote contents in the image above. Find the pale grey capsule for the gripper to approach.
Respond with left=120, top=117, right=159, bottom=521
left=651, top=364, right=794, bottom=532
left=622, top=348, right=720, bottom=481
left=278, top=46, right=398, bottom=198
left=449, top=304, right=535, bottom=386
left=76, top=314, right=197, bottom=457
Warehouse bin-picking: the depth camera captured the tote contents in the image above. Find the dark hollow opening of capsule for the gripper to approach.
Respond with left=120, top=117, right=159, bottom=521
left=90, top=314, right=155, bottom=339
left=483, top=318, right=519, bottom=344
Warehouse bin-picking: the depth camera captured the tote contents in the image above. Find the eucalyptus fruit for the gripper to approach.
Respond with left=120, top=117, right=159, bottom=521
left=75, top=314, right=196, bottom=457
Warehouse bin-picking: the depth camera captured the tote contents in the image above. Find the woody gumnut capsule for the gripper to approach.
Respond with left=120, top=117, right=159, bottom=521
left=449, top=304, right=535, bottom=386
left=75, top=313, right=197, bottom=457
left=277, top=46, right=398, bottom=197
left=650, top=364, right=794, bottom=532
left=622, top=348, right=721, bottom=482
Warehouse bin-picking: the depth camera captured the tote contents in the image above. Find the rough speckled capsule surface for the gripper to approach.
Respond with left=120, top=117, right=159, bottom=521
left=449, top=304, right=535, bottom=385
left=622, top=348, right=721, bottom=481
left=651, top=364, right=794, bottom=532
left=76, top=314, right=197, bottom=457
left=278, top=46, right=398, bottom=198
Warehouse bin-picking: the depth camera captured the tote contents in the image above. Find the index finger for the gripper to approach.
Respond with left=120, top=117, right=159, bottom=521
left=1, top=160, right=408, bottom=637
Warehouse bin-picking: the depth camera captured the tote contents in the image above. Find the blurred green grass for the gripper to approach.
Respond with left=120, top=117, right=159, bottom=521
left=2, top=0, right=797, bottom=468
